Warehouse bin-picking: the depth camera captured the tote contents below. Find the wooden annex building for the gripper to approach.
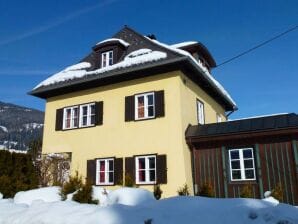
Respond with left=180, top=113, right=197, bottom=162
left=186, top=113, right=298, bottom=205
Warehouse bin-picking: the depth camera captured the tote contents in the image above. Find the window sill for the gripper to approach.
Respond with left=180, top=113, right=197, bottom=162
left=136, top=181, right=156, bottom=185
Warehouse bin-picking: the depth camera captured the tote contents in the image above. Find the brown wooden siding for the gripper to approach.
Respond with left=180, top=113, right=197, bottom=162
left=193, top=138, right=298, bottom=205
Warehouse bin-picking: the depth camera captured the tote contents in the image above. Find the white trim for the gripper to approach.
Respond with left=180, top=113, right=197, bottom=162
left=101, top=50, right=113, bottom=68
left=96, top=158, right=114, bottom=185
left=217, top=114, right=222, bottom=123
left=135, top=155, right=156, bottom=184
left=79, top=103, right=95, bottom=127
left=229, top=148, right=256, bottom=181
left=134, top=92, right=155, bottom=120
left=62, top=106, right=78, bottom=129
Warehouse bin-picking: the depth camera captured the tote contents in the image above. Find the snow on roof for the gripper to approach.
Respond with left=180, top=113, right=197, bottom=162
left=145, top=37, right=237, bottom=109
left=171, top=41, right=198, bottom=49
left=34, top=49, right=167, bottom=89
left=96, top=38, right=130, bottom=47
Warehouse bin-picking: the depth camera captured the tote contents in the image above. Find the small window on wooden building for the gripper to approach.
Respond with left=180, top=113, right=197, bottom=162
left=229, top=148, right=256, bottom=181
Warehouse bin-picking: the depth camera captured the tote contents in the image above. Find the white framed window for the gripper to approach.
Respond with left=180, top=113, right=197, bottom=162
left=101, top=51, right=113, bottom=68
left=135, top=155, right=156, bottom=184
left=96, top=158, right=114, bottom=185
left=197, top=100, right=205, bottom=124
left=63, top=106, right=78, bottom=129
left=79, top=103, right=96, bottom=127
left=229, top=148, right=256, bottom=181
left=135, top=92, right=155, bottom=120
left=217, top=114, right=222, bottom=123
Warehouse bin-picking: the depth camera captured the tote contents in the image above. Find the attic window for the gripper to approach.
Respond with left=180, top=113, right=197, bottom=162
left=101, top=51, right=113, bottom=68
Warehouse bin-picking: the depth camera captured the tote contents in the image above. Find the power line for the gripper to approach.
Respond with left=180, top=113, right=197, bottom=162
left=215, top=25, right=298, bottom=68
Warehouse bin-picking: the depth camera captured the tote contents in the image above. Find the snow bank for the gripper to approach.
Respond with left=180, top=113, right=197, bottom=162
left=14, top=187, right=61, bottom=205
left=0, top=195, right=297, bottom=224
left=92, top=186, right=110, bottom=206
left=107, top=187, right=155, bottom=206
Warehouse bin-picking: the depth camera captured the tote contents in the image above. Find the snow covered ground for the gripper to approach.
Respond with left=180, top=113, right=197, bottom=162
left=0, top=187, right=297, bottom=224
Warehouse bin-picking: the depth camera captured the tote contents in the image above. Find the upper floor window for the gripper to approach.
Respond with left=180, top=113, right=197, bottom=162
left=229, top=148, right=256, bottom=181
left=197, top=100, right=205, bottom=125
left=135, top=155, right=156, bottom=184
left=96, top=158, right=114, bottom=185
left=135, top=92, right=155, bottom=120
left=79, top=103, right=96, bottom=127
left=63, top=106, right=78, bottom=129
left=101, top=51, right=113, bottom=68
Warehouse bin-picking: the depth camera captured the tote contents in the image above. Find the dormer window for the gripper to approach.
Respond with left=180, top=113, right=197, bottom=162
left=101, top=51, right=113, bottom=68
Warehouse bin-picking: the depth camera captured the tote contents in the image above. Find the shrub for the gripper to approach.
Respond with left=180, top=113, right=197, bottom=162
left=0, top=150, right=38, bottom=198
left=177, top=184, right=189, bottom=196
left=271, top=183, right=283, bottom=201
left=198, top=182, right=215, bottom=197
left=240, top=184, right=254, bottom=198
left=153, top=184, right=163, bottom=200
left=60, top=171, right=83, bottom=200
left=72, top=180, right=98, bottom=204
left=124, top=172, right=135, bottom=187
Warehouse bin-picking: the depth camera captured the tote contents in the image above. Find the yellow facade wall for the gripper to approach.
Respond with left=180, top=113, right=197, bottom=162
left=42, top=70, right=227, bottom=197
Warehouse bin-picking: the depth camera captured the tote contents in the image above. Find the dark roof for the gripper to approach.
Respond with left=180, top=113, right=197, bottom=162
left=186, top=113, right=298, bottom=138
left=29, top=26, right=236, bottom=111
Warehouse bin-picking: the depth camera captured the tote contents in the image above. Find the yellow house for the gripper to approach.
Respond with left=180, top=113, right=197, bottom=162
left=30, top=26, right=237, bottom=197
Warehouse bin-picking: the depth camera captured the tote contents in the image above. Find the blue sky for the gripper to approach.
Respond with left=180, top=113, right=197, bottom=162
left=0, top=0, right=297, bottom=119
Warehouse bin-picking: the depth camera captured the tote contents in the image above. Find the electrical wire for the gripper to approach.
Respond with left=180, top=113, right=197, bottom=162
left=215, top=25, right=298, bottom=68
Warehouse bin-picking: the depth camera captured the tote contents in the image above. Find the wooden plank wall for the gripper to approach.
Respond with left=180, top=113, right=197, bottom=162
left=194, top=148, right=225, bottom=197
left=259, top=141, right=298, bottom=205
left=194, top=139, right=298, bottom=205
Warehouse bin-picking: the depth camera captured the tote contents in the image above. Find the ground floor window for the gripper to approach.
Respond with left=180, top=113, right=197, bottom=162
left=229, top=148, right=256, bottom=181
left=135, top=155, right=156, bottom=184
left=96, top=158, right=114, bottom=185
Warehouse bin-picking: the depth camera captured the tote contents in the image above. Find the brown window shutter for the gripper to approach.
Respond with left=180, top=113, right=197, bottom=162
left=125, top=95, right=135, bottom=122
left=114, top=158, right=123, bottom=185
left=155, top=90, right=165, bottom=118
left=87, top=159, right=96, bottom=185
left=55, top=108, right=63, bottom=131
left=125, top=157, right=135, bottom=184
left=156, top=154, right=167, bottom=184
left=95, top=101, right=103, bottom=125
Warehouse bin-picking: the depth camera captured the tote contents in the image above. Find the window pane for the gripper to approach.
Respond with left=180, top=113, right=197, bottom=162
left=149, top=170, right=155, bottom=182
left=231, top=160, right=240, bottom=169
left=230, top=150, right=239, bottom=160
left=100, top=161, right=105, bottom=172
left=66, top=119, right=71, bottom=128
left=232, top=170, right=241, bottom=180
left=245, top=169, right=255, bottom=179
left=108, top=160, right=114, bottom=171
left=243, top=149, right=253, bottom=158
left=244, top=159, right=254, bottom=168
left=108, top=172, right=114, bottom=183
left=66, top=109, right=71, bottom=119
left=100, top=172, right=105, bottom=183
left=82, top=116, right=87, bottom=126
left=138, top=170, right=146, bottom=182
left=147, top=94, right=154, bottom=105
left=73, top=117, right=78, bottom=127
left=73, top=108, right=78, bottom=117
left=90, top=104, right=95, bottom=115
left=82, top=106, right=88, bottom=116
left=138, top=158, right=145, bottom=169
left=138, top=96, right=144, bottom=107
left=149, top=157, right=155, bottom=169
left=148, top=106, right=154, bottom=117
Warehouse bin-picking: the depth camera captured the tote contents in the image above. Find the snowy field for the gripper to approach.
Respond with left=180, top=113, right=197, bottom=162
left=0, top=187, right=297, bottom=224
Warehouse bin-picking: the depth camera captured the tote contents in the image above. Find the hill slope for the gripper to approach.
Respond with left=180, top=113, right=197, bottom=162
left=0, top=101, right=44, bottom=151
